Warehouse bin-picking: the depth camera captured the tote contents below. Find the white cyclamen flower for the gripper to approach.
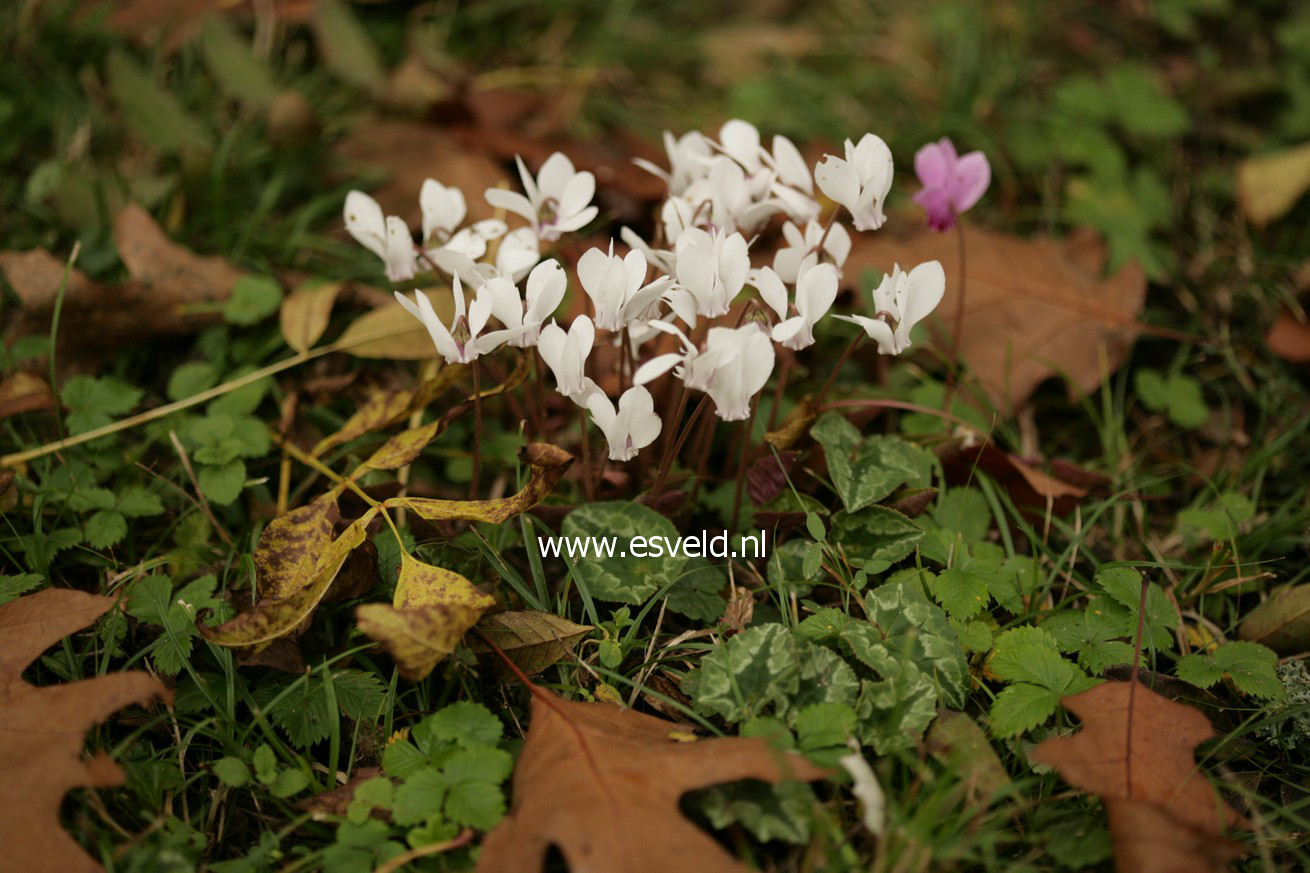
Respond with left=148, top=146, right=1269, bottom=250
left=754, top=262, right=838, bottom=351
left=772, top=219, right=851, bottom=283
left=485, top=260, right=567, bottom=348
left=577, top=244, right=671, bottom=332
left=633, top=130, right=714, bottom=196
left=765, top=134, right=821, bottom=223
left=420, top=178, right=506, bottom=260
left=485, top=153, right=598, bottom=242
left=344, top=190, right=416, bottom=282
left=586, top=385, right=662, bottom=461
left=834, top=261, right=945, bottom=355
left=674, top=227, right=751, bottom=319
left=702, top=325, right=776, bottom=421
left=537, top=315, right=595, bottom=399
left=814, top=133, right=894, bottom=232
left=495, top=227, right=542, bottom=283
left=394, top=274, right=506, bottom=364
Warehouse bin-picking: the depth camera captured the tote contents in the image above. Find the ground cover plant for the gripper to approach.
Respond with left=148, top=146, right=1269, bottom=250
left=3, top=0, right=1310, bottom=870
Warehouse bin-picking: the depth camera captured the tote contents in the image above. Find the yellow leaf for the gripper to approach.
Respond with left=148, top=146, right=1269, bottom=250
left=393, top=552, right=495, bottom=611
left=255, top=493, right=340, bottom=601
left=383, top=443, right=572, bottom=524
left=355, top=600, right=490, bottom=681
left=1237, top=141, right=1310, bottom=228
left=763, top=399, right=816, bottom=450
left=357, top=419, right=444, bottom=473
left=201, top=507, right=379, bottom=652
left=280, top=280, right=342, bottom=354
left=313, top=364, right=465, bottom=457
left=336, top=294, right=453, bottom=360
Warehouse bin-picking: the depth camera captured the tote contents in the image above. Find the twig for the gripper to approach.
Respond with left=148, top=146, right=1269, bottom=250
left=2, top=319, right=426, bottom=467
left=373, top=829, right=475, bottom=873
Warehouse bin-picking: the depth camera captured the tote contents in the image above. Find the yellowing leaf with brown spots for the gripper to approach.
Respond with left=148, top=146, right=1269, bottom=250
left=384, top=443, right=572, bottom=524
left=255, top=492, right=341, bottom=601
left=312, top=364, right=465, bottom=456
left=0, top=589, right=169, bottom=873
left=355, top=553, right=495, bottom=680
left=357, top=419, right=444, bottom=473
left=201, top=507, right=379, bottom=652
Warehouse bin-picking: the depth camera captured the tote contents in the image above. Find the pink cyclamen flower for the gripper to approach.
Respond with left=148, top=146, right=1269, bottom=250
left=912, top=139, right=990, bottom=232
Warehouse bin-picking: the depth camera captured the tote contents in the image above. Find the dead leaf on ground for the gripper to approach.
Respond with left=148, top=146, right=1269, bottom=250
left=0, top=372, right=57, bottom=420
left=1239, top=585, right=1310, bottom=655
left=925, top=709, right=1011, bottom=808
left=0, top=589, right=170, bottom=873
left=1, top=204, right=249, bottom=354
left=335, top=118, right=508, bottom=229
left=299, top=765, right=385, bottom=820
left=478, top=686, right=828, bottom=873
left=89, top=0, right=323, bottom=53
left=280, top=280, right=343, bottom=354
left=938, top=438, right=1097, bottom=515
left=847, top=225, right=1147, bottom=412
left=1265, top=308, right=1310, bottom=363
left=467, top=610, right=592, bottom=680
left=1031, top=680, right=1248, bottom=873
left=1237, top=141, right=1310, bottom=228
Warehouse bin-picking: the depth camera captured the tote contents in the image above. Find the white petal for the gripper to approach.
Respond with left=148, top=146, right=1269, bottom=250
left=633, top=353, right=681, bottom=386
left=344, top=191, right=386, bottom=259
left=901, top=260, right=946, bottom=330
left=484, top=187, right=537, bottom=224
left=383, top=216, right=416, bottom=282
left=834, top=313, right=896, bottom=355
left=772, top=316, right=807, bottom=344
left=556, top=171, right=596, bottom=223
left=814, top=156, right=861, bottom=210
left=751, top=266, right=789, bottom=320
left=719, top=119, right=762, bottom=172
left=525, top=260, right=566, bottom=321
left=796, top=262, right=839, bottom=321
left=770, top=134, right=812, bottom=192
left=535, top=152, right=576, bottom=200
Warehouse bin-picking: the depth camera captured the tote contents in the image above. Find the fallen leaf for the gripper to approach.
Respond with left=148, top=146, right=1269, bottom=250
left=0, top=372, right=56, bottom=420
left=255, top=492, right=341, bottom=601
left=1238, top=585, right=1310, bottom=655
left=1030, top=681, right=1247, bottom=873
left=335, top=119, right=507, bottom=228
left=938, top=438, right=1092, bottom=516
left=299, top=766, right=385, bottom=820
left=91, top=0, right=319, bottom=54
left=113, top=203, right=246, bottom=305
left=467, top=610, right=592, bottom=679
left=201, top=507, right=379, bottom=652
left=311, top=364, right=465, bottom=457
left=477, top=687, right=828, bottom=873
left=1265, top=308, right=1310, bottom=363
left=335, top=298, right=452, bottom=360
left=1237, top=141, right=1310, bottom=227
left=385, top=443, right=573, bottom=524
left=847, top=225, right=1147, bottom=411
left=0, top=589, right=169, bottom=873
left=280, top=281, right=343, bottom=354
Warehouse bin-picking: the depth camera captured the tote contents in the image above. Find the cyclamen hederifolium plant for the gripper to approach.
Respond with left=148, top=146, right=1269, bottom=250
left=344, top=120, right=948, bottom=466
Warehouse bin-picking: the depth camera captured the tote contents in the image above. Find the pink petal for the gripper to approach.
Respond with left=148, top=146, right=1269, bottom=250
left=935, top=137, right=959, bottom=166
left=914, top=141, right=950, bottom=189
left=950, top=151, right=991, bottom=213
left=913, top=186, right=955, bottom=232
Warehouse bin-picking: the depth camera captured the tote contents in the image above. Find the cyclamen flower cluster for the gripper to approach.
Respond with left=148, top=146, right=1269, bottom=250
left=345, top=121, right=965, bottom=463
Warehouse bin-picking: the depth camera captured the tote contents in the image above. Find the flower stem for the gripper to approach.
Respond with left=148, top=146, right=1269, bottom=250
left=578, top=405, right=595, bottom=502
left=730, top=396, right=761, bottom=535
left=944, top=221, right=968, bottom=403
left=812, top=331, right=863, bottom=409
left=650, top=392, right=708, bottom=504
left=471, top=360, right=483, bottom=499
left=768, top=350, right=794, bottom=431
left=650, top=381, right=690, bottom=501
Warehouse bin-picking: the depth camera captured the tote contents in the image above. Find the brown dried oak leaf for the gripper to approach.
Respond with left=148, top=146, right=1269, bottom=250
left=478, top=687, right=828, bottom=873
left=1030, top=681, right=1247, bottom=873
left=0, top=589, right=170, bottom=873
left=847, top=224, right=1146, bottom=412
